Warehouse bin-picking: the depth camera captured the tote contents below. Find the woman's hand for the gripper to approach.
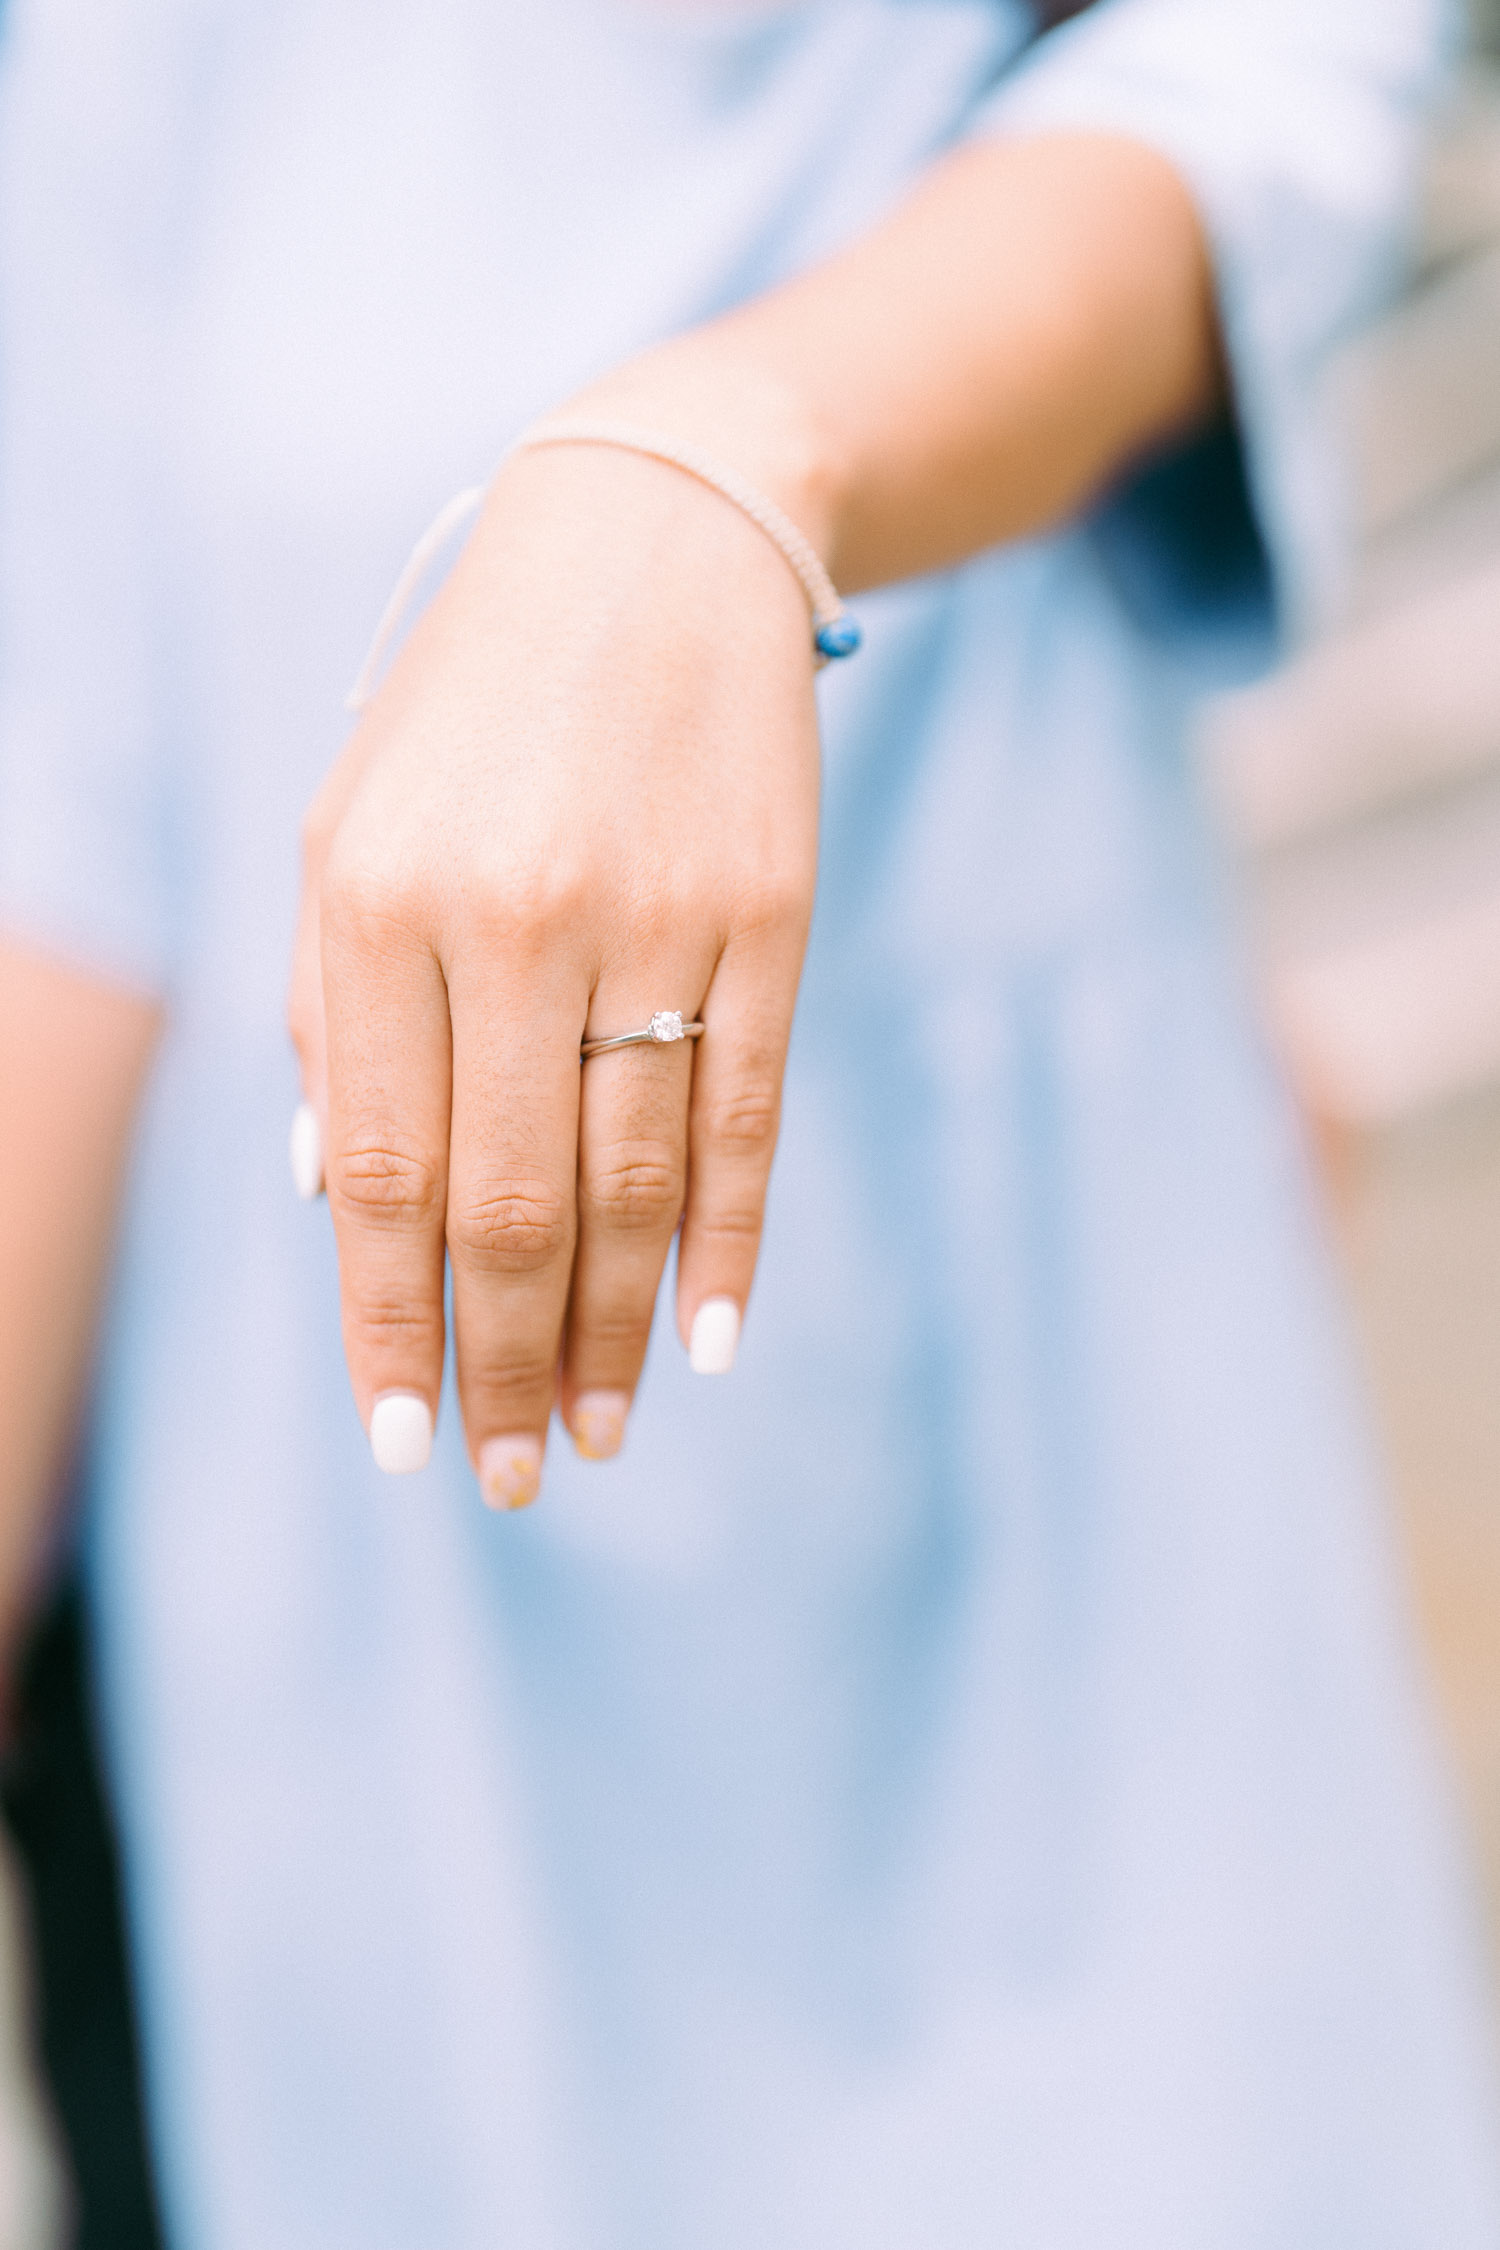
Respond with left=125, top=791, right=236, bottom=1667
left=289, top=132, right=1220, bottom=1506
left=288, top=437, right=821, bottom=1505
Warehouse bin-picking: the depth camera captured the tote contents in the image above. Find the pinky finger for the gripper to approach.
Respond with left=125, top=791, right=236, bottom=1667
left=677, top=947, right=798, bottom=1376
left=286, top=880, right=328, bottom=1200
left=287, top=747, right=376, bottom=1202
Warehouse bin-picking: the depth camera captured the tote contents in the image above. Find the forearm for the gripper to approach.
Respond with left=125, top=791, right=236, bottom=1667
left=572, top=130, right=1221, bottom=591
left=300, top=132, right=1222, bottom=1481
left=0, top=938, right=158, bottom=1695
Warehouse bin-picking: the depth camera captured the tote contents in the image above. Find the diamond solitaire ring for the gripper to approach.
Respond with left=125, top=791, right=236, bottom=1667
left=580, top=1010, right=705, bottom=1061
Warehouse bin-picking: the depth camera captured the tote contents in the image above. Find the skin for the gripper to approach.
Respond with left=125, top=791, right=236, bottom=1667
left=0, top=128, right=1222, bottom=1631
left=0, top=939, right=158, bottom=1717
left=287, top=130, right=1222, bottom=1503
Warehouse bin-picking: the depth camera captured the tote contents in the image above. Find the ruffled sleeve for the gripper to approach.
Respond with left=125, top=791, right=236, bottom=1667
left=976, top=0, right=1455, bottom=656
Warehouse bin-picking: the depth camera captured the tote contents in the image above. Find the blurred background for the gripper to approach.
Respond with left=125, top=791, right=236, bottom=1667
left=8, top=7, right=1500, bottom=2245
left=1202, top=0, right=1500, bottom=1981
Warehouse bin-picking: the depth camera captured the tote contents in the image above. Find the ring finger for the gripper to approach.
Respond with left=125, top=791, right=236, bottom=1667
left=560, top=979, right=707, bottom=1459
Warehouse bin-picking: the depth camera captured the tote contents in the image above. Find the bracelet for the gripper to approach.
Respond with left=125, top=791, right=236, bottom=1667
left=346, top=420, right=861, bottom=714
left=513, top=419, right=862, bottom=668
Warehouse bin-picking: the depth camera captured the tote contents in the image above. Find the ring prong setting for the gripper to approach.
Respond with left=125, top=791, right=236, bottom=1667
left=581, top=1010, right=703, bottom=1060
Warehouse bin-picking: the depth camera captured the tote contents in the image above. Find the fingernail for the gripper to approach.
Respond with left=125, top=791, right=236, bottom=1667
left=370, top=1391, right=433, bottom=1475
left=571, top=1390, right=629, bottom=1461
left=289, top=1102, right=324, bottom=1200
left=478, top=1434, right=543, bottom=1512
left=688, top=1296, right=740, bottom=1375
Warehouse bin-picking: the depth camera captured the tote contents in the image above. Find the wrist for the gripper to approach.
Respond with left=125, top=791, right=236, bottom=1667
left=561, top=337, right=850, bottom=573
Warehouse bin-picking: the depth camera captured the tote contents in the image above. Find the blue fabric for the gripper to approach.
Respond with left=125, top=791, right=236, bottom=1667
left=1, top=2, right=1497, bottom=2244
left=1091, top=421, right=1277, bottom=678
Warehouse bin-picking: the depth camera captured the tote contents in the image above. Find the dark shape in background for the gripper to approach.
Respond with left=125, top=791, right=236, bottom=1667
left=2, top=1580, right=164, bottom=2250
left=1031, top=0, right=1104, bottom=28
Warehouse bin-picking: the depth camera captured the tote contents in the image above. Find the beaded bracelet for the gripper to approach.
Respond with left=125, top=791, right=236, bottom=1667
left=514, top=420, right=863, bottom=667
left=346, top=422, right=861, bottom=714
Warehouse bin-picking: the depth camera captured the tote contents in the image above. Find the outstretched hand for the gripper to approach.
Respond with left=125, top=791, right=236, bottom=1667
left=289, top=131, right=1221, bottom=1506
left=288, top=439, right=820, bottom=1506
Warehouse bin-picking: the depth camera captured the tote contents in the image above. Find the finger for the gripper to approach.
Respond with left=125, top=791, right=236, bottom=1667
left=560, top=988, right=702, bottom=1459
left=287, top=878, right=327, bottom=1199
left=321, top=865, right=452, bottom=1474
left=676, top=928, right=802, bottom=1376
left=445, top=947, right=583, bottom=1512
left=287, top=745, right=380, bottom=1200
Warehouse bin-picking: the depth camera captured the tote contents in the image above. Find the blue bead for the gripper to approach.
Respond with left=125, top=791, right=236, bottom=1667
left=815, top=615, right=863, bottom=661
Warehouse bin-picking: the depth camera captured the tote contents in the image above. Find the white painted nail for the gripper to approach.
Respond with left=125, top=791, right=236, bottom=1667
left=289, top=1102, right=324, bottom=1200
left=370, top=1391, right=433, bottom=1475
left=688, top=1296, right=741, bottom=1375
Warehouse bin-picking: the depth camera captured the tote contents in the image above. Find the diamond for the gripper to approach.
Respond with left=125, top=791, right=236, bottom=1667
left=649, top=1010, right=685, bottom=1042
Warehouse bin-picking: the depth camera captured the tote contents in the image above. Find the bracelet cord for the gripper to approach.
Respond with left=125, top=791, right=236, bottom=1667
left=345, top=421, right=860, bottom=715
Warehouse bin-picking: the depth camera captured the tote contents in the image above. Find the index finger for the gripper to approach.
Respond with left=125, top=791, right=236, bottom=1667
left=321, top=865, right=452, bottom=1474
left=286, top=747, right=379, bottom=1202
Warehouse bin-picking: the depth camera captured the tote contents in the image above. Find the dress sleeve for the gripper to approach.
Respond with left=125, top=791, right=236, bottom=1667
left=975, top=0, right=1456, bottom=657
left=0, top=0, right=180, bottom=996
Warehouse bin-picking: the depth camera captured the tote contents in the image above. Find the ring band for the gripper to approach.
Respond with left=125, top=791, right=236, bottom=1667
left=581, top=1009, right=705, bottom=1061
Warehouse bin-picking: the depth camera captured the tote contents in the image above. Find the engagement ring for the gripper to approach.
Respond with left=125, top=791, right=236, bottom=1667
left=580, top=1010, right=705, bottom=1061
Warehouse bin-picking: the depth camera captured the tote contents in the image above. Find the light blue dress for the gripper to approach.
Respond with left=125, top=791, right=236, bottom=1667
left=2, top=2, right=1499, bottom=2243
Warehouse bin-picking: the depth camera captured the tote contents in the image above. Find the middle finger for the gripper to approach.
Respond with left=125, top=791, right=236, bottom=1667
left=446, top=947, right=584, bottom=1511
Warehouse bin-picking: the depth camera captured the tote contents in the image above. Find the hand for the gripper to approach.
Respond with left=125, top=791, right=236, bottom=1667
left=287, top=437, right=820, bottom=1505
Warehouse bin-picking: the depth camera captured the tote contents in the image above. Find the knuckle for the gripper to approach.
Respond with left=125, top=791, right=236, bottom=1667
left=580, top=1143, right=684, bottom=1234
left=701, top=1083, right=780, bottom=1163
left=633, top=882, right=702, bottom=949
left=328, top=1139, right=445, bottom=1228
left=344, top=1295, right=443, bottom=1355
left=320, top=857, right=424, bottom=949
left=459, top=1347, right=557, bottom=1411
left=690, top=1201, right=763, bottom=1249
left=568, top=1303, right=651, bottom=1354
left=470, top=861, right=587, bottom=954
left=448, top=1180, right=571, bottom=1274
left=734, top=868, right=808, bottom=935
